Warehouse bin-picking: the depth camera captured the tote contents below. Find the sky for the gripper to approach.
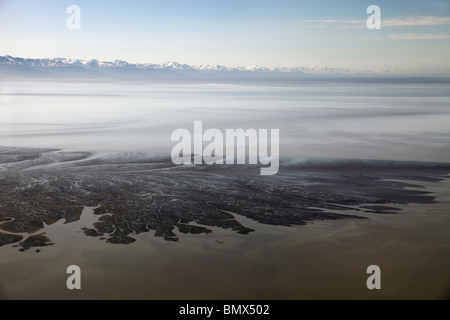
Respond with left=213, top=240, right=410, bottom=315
left=0, top=0, right=449, bottom=73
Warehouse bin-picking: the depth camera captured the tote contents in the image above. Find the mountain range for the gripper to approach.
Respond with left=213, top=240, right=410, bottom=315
left=0, top=55, right=388, bottom=80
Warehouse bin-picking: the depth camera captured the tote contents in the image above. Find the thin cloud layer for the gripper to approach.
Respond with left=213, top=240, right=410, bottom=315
left=305, top=16, right=450, bottom=28
left=383, top=16, right=450, bottom=27
left=388, top=33, right=450, bottom=40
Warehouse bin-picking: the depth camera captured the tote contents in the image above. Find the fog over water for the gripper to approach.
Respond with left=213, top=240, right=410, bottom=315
left=1, top=79, right=449, bottom=163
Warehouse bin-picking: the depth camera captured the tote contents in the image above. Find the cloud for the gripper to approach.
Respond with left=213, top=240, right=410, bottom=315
left=388, top=33, right=450, bottom=40
left=339, top=33, right=450, bottom=41
left=383, top=16, right=450, bottom=27
left=304, top=16, right=450, bottom=28
left=303, top=19, right=365, bottom=28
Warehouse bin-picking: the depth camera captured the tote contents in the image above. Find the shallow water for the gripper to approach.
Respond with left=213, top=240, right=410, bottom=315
left=1, top=79, right=449, bottom=162
left=0, top=177, right=449, bottom=299
left=0, top=79, right=449, bottom=300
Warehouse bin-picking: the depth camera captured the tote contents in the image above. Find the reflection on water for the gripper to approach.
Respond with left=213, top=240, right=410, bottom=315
left=1, top=79, right=449, bottom=162
left=0, top=79, right=449, bottom=299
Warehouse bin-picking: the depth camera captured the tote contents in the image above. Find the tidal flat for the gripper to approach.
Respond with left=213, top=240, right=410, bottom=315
left=1, top=79, right=449, bottom=299
left=0, top=146, right=449, bottom=299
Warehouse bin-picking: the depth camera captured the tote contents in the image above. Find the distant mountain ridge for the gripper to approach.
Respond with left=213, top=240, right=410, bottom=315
left=0, top=55, right=387, bottom=75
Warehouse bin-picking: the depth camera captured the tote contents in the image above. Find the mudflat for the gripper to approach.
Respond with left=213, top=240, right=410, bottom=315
left=0, top=146, right=449, bottom=299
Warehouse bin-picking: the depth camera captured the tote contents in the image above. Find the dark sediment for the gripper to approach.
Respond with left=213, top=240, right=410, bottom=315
left=0, top=232, right=23, bottom=247
left=18, top=233, right=53, bottom=252
left=1, top=146, right=449, bottom=250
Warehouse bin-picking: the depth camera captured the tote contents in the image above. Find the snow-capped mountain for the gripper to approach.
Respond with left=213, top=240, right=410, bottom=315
left=0, top=55, right=388, bottom=75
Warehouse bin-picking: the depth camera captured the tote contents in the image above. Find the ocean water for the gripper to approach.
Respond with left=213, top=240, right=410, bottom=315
left=1, top=78, right=450, bottom=299
left=1, top=79, right=449, bottom=162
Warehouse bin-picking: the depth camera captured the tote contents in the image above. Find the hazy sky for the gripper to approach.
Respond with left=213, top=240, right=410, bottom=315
left=0, top=0, right=449, bottom=73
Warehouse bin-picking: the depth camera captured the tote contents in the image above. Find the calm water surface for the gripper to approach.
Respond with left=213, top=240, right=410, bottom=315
left=0, top=79, right=449, bottom=299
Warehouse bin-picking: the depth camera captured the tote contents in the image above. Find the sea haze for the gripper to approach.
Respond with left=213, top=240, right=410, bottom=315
left=0, top=78, right=449, bottom=163
left=0, top=75, right=450, bottom=299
